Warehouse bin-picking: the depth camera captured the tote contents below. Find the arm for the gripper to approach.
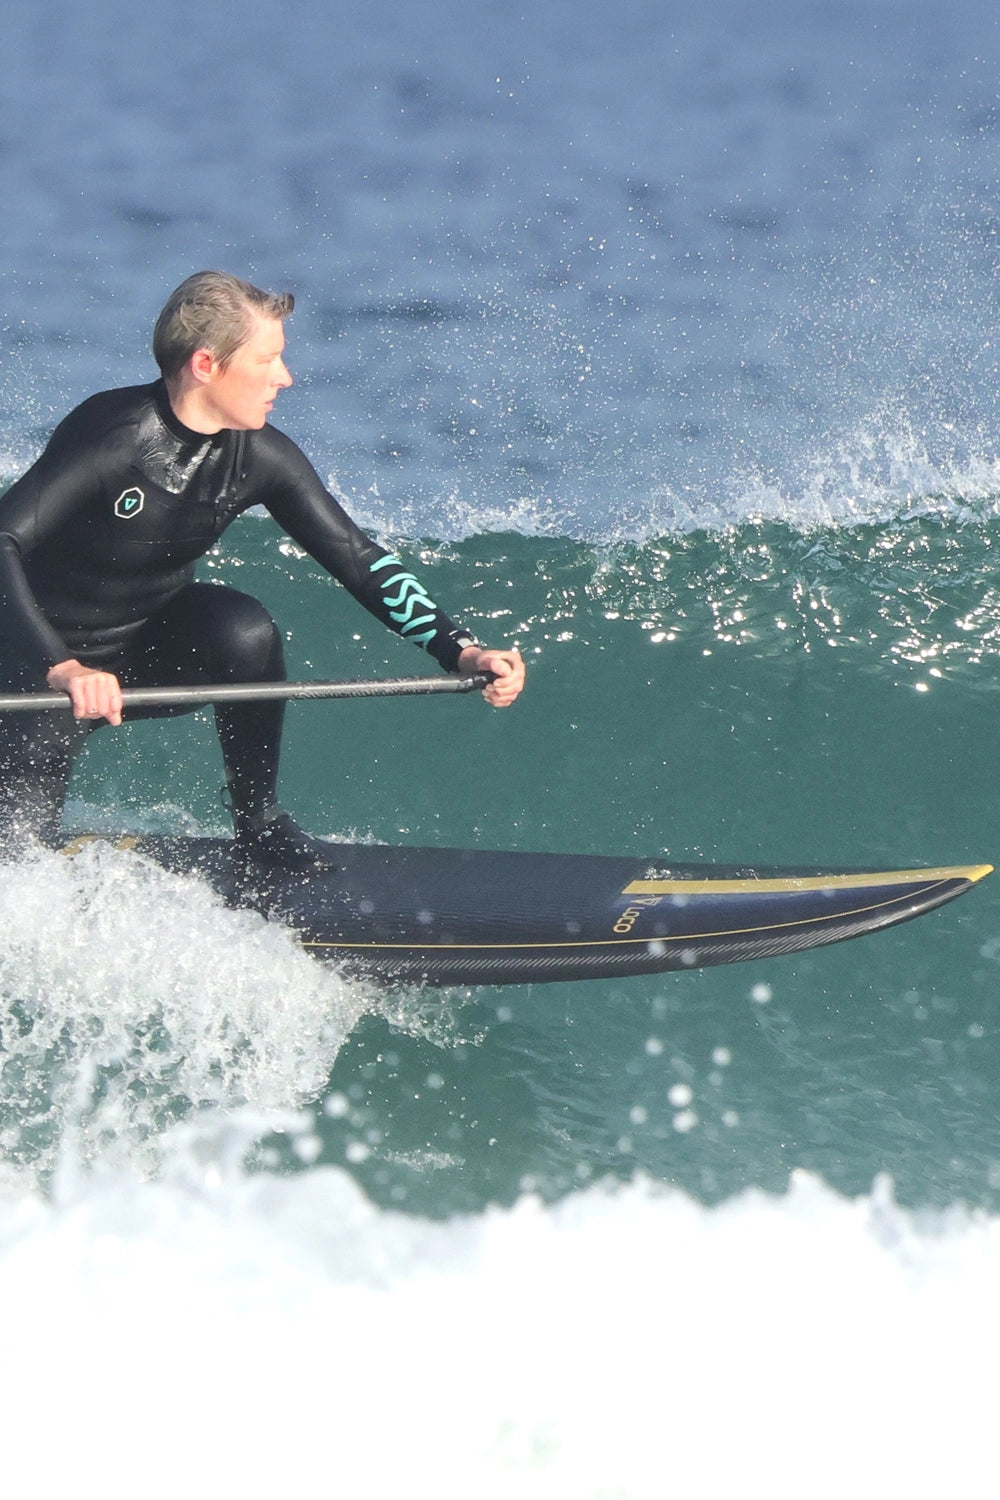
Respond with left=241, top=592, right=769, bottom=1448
left=0, top=533, right=124, bottom=720
left=0, top=529, right=72, bottom=672
left=258, top=431, right=525, bottom=701
left=0, top=400, right=125, bottom=722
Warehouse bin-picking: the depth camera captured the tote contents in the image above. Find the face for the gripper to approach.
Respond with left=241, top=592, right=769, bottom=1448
left=200, top=313, right=294, bottom=431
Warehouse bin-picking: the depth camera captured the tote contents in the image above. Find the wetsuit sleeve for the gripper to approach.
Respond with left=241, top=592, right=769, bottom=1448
left=0, top=417, right=101, bottom=679
left=255, top=431, right=478, bottom=672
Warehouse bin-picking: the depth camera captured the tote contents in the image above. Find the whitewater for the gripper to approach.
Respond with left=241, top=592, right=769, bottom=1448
left=3, top=0, right=1000, bottom=1493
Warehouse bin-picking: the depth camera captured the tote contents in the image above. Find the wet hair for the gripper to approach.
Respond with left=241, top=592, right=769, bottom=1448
left=152, top=270, right=294, bottom=378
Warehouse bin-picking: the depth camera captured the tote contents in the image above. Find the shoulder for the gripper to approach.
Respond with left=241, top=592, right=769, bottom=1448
left=247, top=420, right=313, bottom=467
left=243, top=421, right=332, bottom=491
left=241, top=424, right=364, bottom=538
left=47, top=382, right=161, bottom=451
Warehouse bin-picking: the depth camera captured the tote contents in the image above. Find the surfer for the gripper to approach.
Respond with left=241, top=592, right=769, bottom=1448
left=0, top=271, right=525, bottom=870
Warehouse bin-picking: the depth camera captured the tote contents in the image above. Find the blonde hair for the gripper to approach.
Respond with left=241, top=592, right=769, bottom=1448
left=153, top=270, right=294, bottom=378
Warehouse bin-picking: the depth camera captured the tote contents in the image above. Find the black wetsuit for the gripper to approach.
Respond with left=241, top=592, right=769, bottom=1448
left=0, top=380, right=475, bottom=845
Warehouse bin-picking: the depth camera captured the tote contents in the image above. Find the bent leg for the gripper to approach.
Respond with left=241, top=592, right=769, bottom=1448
left=0, top=709, right=94, bottom=852
left=125, top=582, right=286, bottom=830
left=125, top=584, right=335, bottom=870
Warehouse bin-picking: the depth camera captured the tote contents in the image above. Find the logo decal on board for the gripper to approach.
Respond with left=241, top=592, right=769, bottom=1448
left=114, top=487, right=145, bottom=519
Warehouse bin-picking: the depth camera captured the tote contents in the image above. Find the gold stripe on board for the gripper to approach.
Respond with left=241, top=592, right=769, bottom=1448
left=621, top=865, right=993, bottom=898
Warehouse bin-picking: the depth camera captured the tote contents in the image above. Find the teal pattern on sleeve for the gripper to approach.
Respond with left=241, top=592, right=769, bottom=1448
left=369, top=553, right=441, bottom=652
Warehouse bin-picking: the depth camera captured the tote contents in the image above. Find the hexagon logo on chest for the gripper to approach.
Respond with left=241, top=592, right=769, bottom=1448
left=114, top=487, right=145, bottom=519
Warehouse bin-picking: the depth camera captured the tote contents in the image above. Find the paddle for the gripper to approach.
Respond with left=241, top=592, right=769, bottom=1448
left=0, top=672, right=493, bottom=712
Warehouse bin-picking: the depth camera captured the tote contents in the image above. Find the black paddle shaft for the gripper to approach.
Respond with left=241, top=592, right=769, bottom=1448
left=0, top=672, right=493, bottom=712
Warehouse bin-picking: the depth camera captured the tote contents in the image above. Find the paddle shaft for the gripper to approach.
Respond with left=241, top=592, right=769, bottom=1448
left=0, top=672, right=492, bottom=712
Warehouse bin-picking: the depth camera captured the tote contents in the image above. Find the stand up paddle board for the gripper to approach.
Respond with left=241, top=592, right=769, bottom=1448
left=58, top=834, right=991, bottom=986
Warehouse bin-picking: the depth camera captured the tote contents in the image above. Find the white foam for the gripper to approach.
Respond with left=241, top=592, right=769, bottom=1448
left=0, top=843, right=364, bottom=1188
left=0, top=833, right=993, bottom=1497
left=0, top=1159, right=994, bottom=1498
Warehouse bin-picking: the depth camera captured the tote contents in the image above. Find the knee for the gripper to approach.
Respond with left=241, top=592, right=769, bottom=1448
left=212, top=591, right=285, bottom=680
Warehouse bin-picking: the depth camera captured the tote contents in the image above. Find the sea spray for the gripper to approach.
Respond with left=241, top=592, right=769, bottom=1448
left=0, top=1164, right=997, bottom=1497
left=0, top=841, right=362, bottom=1191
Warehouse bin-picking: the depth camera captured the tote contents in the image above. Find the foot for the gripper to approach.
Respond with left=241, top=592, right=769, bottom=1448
left=235, top=809, right=338, bottom=874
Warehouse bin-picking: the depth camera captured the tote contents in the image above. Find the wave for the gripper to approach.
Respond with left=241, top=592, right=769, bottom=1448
left=0, top=842, right=363, bottom=1191
left=329, top=507, right=1000, bottom=690
left=0, top=1156, right=995, bottom=1497
left=337, top=406, right=1000, bottom=548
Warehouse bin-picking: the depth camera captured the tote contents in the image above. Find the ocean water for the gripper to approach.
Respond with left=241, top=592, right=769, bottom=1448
left=3, top=1, right=1000, bottom=1493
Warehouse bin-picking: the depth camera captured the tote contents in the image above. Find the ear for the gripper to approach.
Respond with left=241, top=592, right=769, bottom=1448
left=189, top=348, right=218, bottom=384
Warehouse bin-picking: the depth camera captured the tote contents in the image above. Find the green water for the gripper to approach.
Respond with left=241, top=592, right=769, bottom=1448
left=62, top=514, right=1000, bottom=1216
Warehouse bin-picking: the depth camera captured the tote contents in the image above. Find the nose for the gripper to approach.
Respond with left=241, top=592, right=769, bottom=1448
left=277, top=358, right=293, bottom=389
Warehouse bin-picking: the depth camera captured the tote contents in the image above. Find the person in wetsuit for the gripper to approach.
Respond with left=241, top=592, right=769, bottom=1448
left=0, top=270, right=525, bottom=869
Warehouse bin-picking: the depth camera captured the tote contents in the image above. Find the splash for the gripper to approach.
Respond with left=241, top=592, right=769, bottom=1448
left=0, top=842, right=365, bottom=1192
left=0, top=1164, right=997, bottom=1497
